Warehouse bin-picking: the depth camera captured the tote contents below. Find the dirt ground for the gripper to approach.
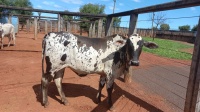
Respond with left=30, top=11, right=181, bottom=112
left=0, top=31, right=192, bottom=112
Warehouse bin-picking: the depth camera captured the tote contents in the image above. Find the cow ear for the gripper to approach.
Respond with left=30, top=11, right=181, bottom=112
left=144, top=41, right=158, bottom=49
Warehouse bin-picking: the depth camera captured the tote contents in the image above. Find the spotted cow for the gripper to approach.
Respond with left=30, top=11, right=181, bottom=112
left=0, top=23, right=16, bottom=49
left=41, top=32, right=158, bottom=109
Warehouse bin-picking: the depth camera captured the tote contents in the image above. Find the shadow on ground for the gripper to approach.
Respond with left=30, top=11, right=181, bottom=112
left=33, top=81, right=163, bottom=112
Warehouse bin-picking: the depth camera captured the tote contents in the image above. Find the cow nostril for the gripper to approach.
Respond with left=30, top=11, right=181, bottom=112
left=131, top=61, right=139, bottom=66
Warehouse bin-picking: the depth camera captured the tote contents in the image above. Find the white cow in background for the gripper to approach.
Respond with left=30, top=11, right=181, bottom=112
left=0, top=23, right=16, bottom=49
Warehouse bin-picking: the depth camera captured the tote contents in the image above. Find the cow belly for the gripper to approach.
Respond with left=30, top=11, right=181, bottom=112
left=68, top=49, right=103, bottom=74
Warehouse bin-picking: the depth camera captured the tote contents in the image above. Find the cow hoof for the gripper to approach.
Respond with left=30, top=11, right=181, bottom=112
left=109, top=106, right=116, bottom=112
left=62, top=99, right=69, bottom=106
left=44, top=101, right=49, bottom=108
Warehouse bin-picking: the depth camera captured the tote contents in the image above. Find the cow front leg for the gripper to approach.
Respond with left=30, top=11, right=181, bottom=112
left=41, top=73, right=53, bottom=107
left=106, top=80, right=114, bottom=110
left=54, top=68, right=68, bottom=105
left=96, top=76, right=106, bottom=103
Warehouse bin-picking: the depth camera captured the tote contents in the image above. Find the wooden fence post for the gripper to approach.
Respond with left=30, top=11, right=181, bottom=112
left=128, top=13, right=138, bottom=36
left=105, top=16, right=113, bottom=36
left=34, top=17, right=38, bottom=40
left=97, top=18, right=103, bottom=38
left=92, top=21, right=96, bottom=37
left=124, top=13, right=138, bottom=83
left=89, top=22, right=93, bottom=37
left=45, top=20, right=47, bottom=34
left=57, top=14, right=61, bottom=32
left=26, top=19, right=30, bottom=33
left=184, top=17, right=200, bottom=112
left=60, top=15, right=63, bottom=31
left=8, top=14, right=12, bottom=23
left=67, top=21, right=71, bottom=32
left=50, top=21, right=52, bottom=32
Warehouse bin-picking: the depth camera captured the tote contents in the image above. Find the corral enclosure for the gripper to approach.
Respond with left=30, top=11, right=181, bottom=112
left=0, top=0, right=200, bottom=112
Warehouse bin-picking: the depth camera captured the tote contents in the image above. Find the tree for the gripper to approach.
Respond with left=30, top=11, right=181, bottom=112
left=113, top=17, right=121, bottom=27
left=12, top=0, right=33, bottom=29
left=0, top=0, right=33, bottom=29
left=160, top=24, right=170, bottom=30
left=149, top=12, right=167, bottom=29
left=79, top=3, right=105, bottom=32
left=79, top=3, right=121, bottom=34
left=62, top=10, right=73, bottom=31
left=191, top=24, right=198, bottom=32
left=179, top=25, right=190, bottom=31
left=0, top=0, right=13, bottom=15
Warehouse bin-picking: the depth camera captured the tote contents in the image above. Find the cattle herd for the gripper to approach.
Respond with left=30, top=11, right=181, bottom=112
left=0, top=22, right=158, bottom=110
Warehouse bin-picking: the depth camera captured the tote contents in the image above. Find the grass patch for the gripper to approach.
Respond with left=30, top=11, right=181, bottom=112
left=142, top=37, right=193, bottom=60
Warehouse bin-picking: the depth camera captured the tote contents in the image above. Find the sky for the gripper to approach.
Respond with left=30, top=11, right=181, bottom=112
left=31, top=0, right=200, bottom=30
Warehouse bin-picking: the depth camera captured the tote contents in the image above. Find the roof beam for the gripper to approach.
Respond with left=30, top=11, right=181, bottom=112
left=108, top=0, right=200, bottom=17
left=0, top=5, right=107, bottom=18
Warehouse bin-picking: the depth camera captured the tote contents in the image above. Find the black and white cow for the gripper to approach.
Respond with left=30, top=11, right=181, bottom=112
left=41, top=32, right=158, bottom=109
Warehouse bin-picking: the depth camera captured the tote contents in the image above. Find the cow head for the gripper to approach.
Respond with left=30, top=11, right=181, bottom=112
left=126, top=34, right=158, bottom=66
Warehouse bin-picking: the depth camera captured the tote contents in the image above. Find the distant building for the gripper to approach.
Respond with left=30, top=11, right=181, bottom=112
left=0, top=16, right=19, bottom=34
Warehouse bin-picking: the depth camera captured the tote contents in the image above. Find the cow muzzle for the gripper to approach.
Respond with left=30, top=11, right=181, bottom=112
left=129, top=60, right=139, bottom=66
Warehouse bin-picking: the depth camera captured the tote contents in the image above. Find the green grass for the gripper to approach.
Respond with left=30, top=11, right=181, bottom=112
left=142, top=37, right=194, bottom=60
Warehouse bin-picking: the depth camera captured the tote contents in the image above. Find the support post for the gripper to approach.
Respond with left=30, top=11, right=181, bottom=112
left=57, top=14, right=61, bottom=32
left=67, top=21, right=71, bottom=32
left=184, top=17, right=200, bottom=112
left=8, top=14, right=12, bottom=23
left=105, top=16, right=113, bottom=36
left=97, top=18, right=103, bottom=38
left=50, top=21, right=52, bottom=32
left=26, top=19, right=30, bottom=33
left=124, top=13, right=138, bottom=83
left=34, top=17, right=38, bottom=40
left=45, top=20, right=47, bottom=34
left=60, top=15, right=63, bottom=31
left=128, top=13, right=138, bottom=36
left=92, top=22, right=96, bottom=37
left=89, top=22, right=93, bottom=37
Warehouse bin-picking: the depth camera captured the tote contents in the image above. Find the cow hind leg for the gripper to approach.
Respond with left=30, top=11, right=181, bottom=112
left=41, top=72, right=53, bottom=107
left=12, top=33, right=15, bottom=46
left=96, top=76, right=106, bottom=103
left=54, top=68, right=68, bottom=105
left=1, top=37, right=3, bottom=49
left=7, top=35, right=11, bottom=47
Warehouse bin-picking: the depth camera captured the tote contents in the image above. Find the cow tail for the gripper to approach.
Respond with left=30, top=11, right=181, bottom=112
left=40, top=36, right=46, bottom=97
left=42, top=37, right=46, bottom=77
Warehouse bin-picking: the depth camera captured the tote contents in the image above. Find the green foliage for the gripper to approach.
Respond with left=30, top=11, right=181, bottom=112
left=0, top=0, right=33, bottom=15
left=160, top=24, right=170, bottom=30
left=63, top=10, right=73, bottom=21
left=191, top=24, right=198, bottom=32
left=0, top=0, right=33, bottom=28
left=143, top=37, right=193, bottom=60
left=79, top=3, right=105, bottom=31
left=113, top=17, right=121, bottom=27
left=79, top=3, right=105, bottom=14
left=63, top=10, right=73, bottom=31
left=0, top=0, right=13, bottom=14
left=11, top=0, right=33, bottom=15
left=179, top=25, right=190, bottom=31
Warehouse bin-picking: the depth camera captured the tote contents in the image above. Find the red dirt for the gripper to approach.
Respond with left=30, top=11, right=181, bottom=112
left=0, top=31, right=189, bottom=112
